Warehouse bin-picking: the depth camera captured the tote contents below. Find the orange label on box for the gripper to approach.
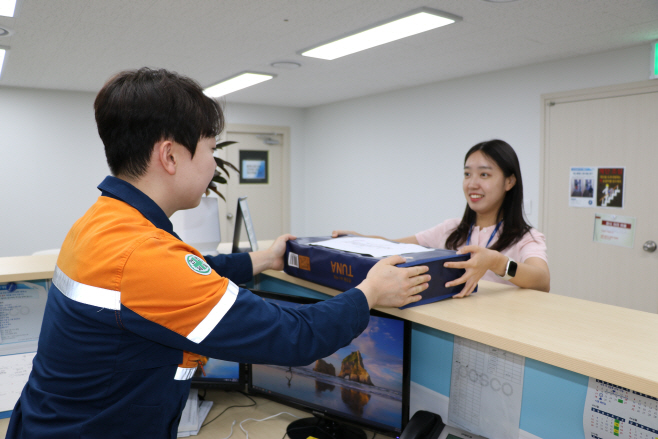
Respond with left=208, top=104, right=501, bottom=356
left=298, top=255, right=311, bottom=271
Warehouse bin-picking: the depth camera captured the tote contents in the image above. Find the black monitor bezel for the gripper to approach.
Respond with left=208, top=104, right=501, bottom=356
left=231, top=196, right=258, bottom=253
left=190, top=358, right=246, bottom=391
left=246, top=289, right=411, bottom=437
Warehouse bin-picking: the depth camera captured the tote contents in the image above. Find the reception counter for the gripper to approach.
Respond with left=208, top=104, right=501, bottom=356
left=1, top=254, right=657, bottom=439
left=255, top=270, right=658, bottom=399
left=0, top=254, right=58, bottom=283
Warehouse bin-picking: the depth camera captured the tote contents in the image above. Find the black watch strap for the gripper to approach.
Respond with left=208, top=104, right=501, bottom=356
left=501, top=257, right=517, bottom=280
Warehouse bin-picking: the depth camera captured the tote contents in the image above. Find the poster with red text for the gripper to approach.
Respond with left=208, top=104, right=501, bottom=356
left=593, top=213, right=636, bottom=248
left=596, top=168, right=624, bottom=208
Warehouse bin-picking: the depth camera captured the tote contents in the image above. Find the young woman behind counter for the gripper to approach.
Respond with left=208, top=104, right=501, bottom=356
left=333, top=139, right=550, bottom=297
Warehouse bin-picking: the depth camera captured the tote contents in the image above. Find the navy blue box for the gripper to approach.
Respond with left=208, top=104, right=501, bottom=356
left=284, top=236, right=474, bottom=309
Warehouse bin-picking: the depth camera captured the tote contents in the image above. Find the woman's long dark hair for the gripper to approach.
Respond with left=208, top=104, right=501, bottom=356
left=445, top=139, right=531, bottom=252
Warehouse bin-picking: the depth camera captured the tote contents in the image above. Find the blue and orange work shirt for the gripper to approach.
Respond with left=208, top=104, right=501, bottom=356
left=7, top=176, right=370, bottom=439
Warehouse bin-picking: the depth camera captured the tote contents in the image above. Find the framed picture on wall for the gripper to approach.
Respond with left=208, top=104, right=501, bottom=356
left=239, top=150, right=268, bottom=184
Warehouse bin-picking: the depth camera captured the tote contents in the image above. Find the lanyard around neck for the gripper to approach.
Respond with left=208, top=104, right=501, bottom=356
left=466, top=221, right=502, bottom=248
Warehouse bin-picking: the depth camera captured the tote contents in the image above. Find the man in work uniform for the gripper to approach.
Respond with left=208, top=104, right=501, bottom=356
left=7, top=67, right=430, bottom=438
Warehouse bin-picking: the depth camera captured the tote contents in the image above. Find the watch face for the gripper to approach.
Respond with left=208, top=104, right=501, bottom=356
left=508, top=260, right=518, bottom=278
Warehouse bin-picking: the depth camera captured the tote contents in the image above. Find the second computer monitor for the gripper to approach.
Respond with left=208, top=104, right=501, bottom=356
left=247, top=290, right=411, bottom=437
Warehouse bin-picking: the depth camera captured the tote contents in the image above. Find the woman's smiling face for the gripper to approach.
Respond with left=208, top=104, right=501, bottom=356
left=463, top=150, right=516, bottom=223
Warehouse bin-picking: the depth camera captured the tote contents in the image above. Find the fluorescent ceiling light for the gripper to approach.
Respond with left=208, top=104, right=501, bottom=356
left=301, top=9, right=460, bottom=60
left=0, top=0, right=17, bottom=17
left=204, top=72, right=275, bottom=98
left=0, top=48, right=6, bottom=76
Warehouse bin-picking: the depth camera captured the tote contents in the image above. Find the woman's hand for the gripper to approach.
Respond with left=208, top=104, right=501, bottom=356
left=442, top=245, right=507, bottom=298
left=331, top=230, right=361, bottom=238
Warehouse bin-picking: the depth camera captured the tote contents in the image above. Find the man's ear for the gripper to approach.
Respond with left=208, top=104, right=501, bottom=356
left=155, top=140, right=177, bottom=175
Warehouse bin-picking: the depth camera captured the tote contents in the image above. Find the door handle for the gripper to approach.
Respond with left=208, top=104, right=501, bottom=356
left=643, top=241, right=657, bottom=253
left=227, top=213, right=234, bottom=219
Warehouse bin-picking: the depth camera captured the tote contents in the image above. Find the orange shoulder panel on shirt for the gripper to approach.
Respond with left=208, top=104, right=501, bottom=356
left=57, top=196, right=162, bottom=291
left=56, top=195, right=232, bottom=338
left=120, top=234, right=230, bottom=338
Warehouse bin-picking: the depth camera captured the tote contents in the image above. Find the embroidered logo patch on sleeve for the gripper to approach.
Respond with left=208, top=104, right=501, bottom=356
left=185, top=254, right=212, bottom=276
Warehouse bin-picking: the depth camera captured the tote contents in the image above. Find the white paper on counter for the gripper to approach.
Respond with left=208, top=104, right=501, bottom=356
left=309, top=237, right=433, bottom=258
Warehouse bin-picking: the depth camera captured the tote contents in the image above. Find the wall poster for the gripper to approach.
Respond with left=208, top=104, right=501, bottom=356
left=569, top=167, right=625, bottom=209
left=596, top=167, right=625, bottom=208
left=570, top=167, right=597, bottom=207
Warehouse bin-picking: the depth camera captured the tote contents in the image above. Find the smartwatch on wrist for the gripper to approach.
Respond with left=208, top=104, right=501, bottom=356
left=500, top=257, right=518, bottom=281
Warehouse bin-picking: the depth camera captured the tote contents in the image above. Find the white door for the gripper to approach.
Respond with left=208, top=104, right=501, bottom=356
left=541, top=81, right=658, bottom=312
left=216, top=126, right=290, bottom=246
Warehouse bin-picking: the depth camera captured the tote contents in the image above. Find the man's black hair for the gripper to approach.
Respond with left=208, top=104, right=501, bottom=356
left=94, top=67, right=224, bottom=178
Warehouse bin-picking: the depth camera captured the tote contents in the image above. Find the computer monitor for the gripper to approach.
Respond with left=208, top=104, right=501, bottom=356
left=247, top=291, right=411, bottom=438
left=190, top=358, right=245, bottom=391
left=232, top=196, right=258, bottom=253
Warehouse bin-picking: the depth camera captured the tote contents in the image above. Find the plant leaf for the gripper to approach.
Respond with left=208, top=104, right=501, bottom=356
left=214, top=156, right=239, bottom=172
left=205, top=141, right=238, bottom=203
left=214, top=161, right=232, bottom=178
left=209, top=186, right=226, bottom=201
left=215, top=140, right=237, bottom=149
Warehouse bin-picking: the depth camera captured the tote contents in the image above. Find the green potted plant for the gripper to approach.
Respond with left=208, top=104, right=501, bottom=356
left=206, top=140, right=239, bottom=200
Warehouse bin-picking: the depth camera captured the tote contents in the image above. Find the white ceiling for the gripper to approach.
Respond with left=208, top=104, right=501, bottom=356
left=0, top=0, right=657, bottom=108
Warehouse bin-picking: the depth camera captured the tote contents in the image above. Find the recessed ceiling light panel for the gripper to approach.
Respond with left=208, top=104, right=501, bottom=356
left=0, top=0, right=17, bottom=17
left=301, top=7, right=461, bottom=60
left=204, top=72, right=275, bottom=98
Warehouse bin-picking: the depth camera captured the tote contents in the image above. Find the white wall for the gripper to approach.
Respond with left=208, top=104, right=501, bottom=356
left=1, top=44, right=652, bottom=256
left=0, top=90, right=305, bottom=257
left=0, top=87, right=107, bottom=257
left=300, top=44, right=651, bottom=238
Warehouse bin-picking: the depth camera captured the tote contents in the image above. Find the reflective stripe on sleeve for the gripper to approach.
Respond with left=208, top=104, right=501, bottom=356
left=53, top=266, right=121, bottom=310
left=186, top=280, right=239, bottom=344
left=174, top=367, right=196, bottom=381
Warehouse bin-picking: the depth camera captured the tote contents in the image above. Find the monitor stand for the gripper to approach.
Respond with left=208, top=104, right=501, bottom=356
left=286, top=416, right=367, bottom=439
